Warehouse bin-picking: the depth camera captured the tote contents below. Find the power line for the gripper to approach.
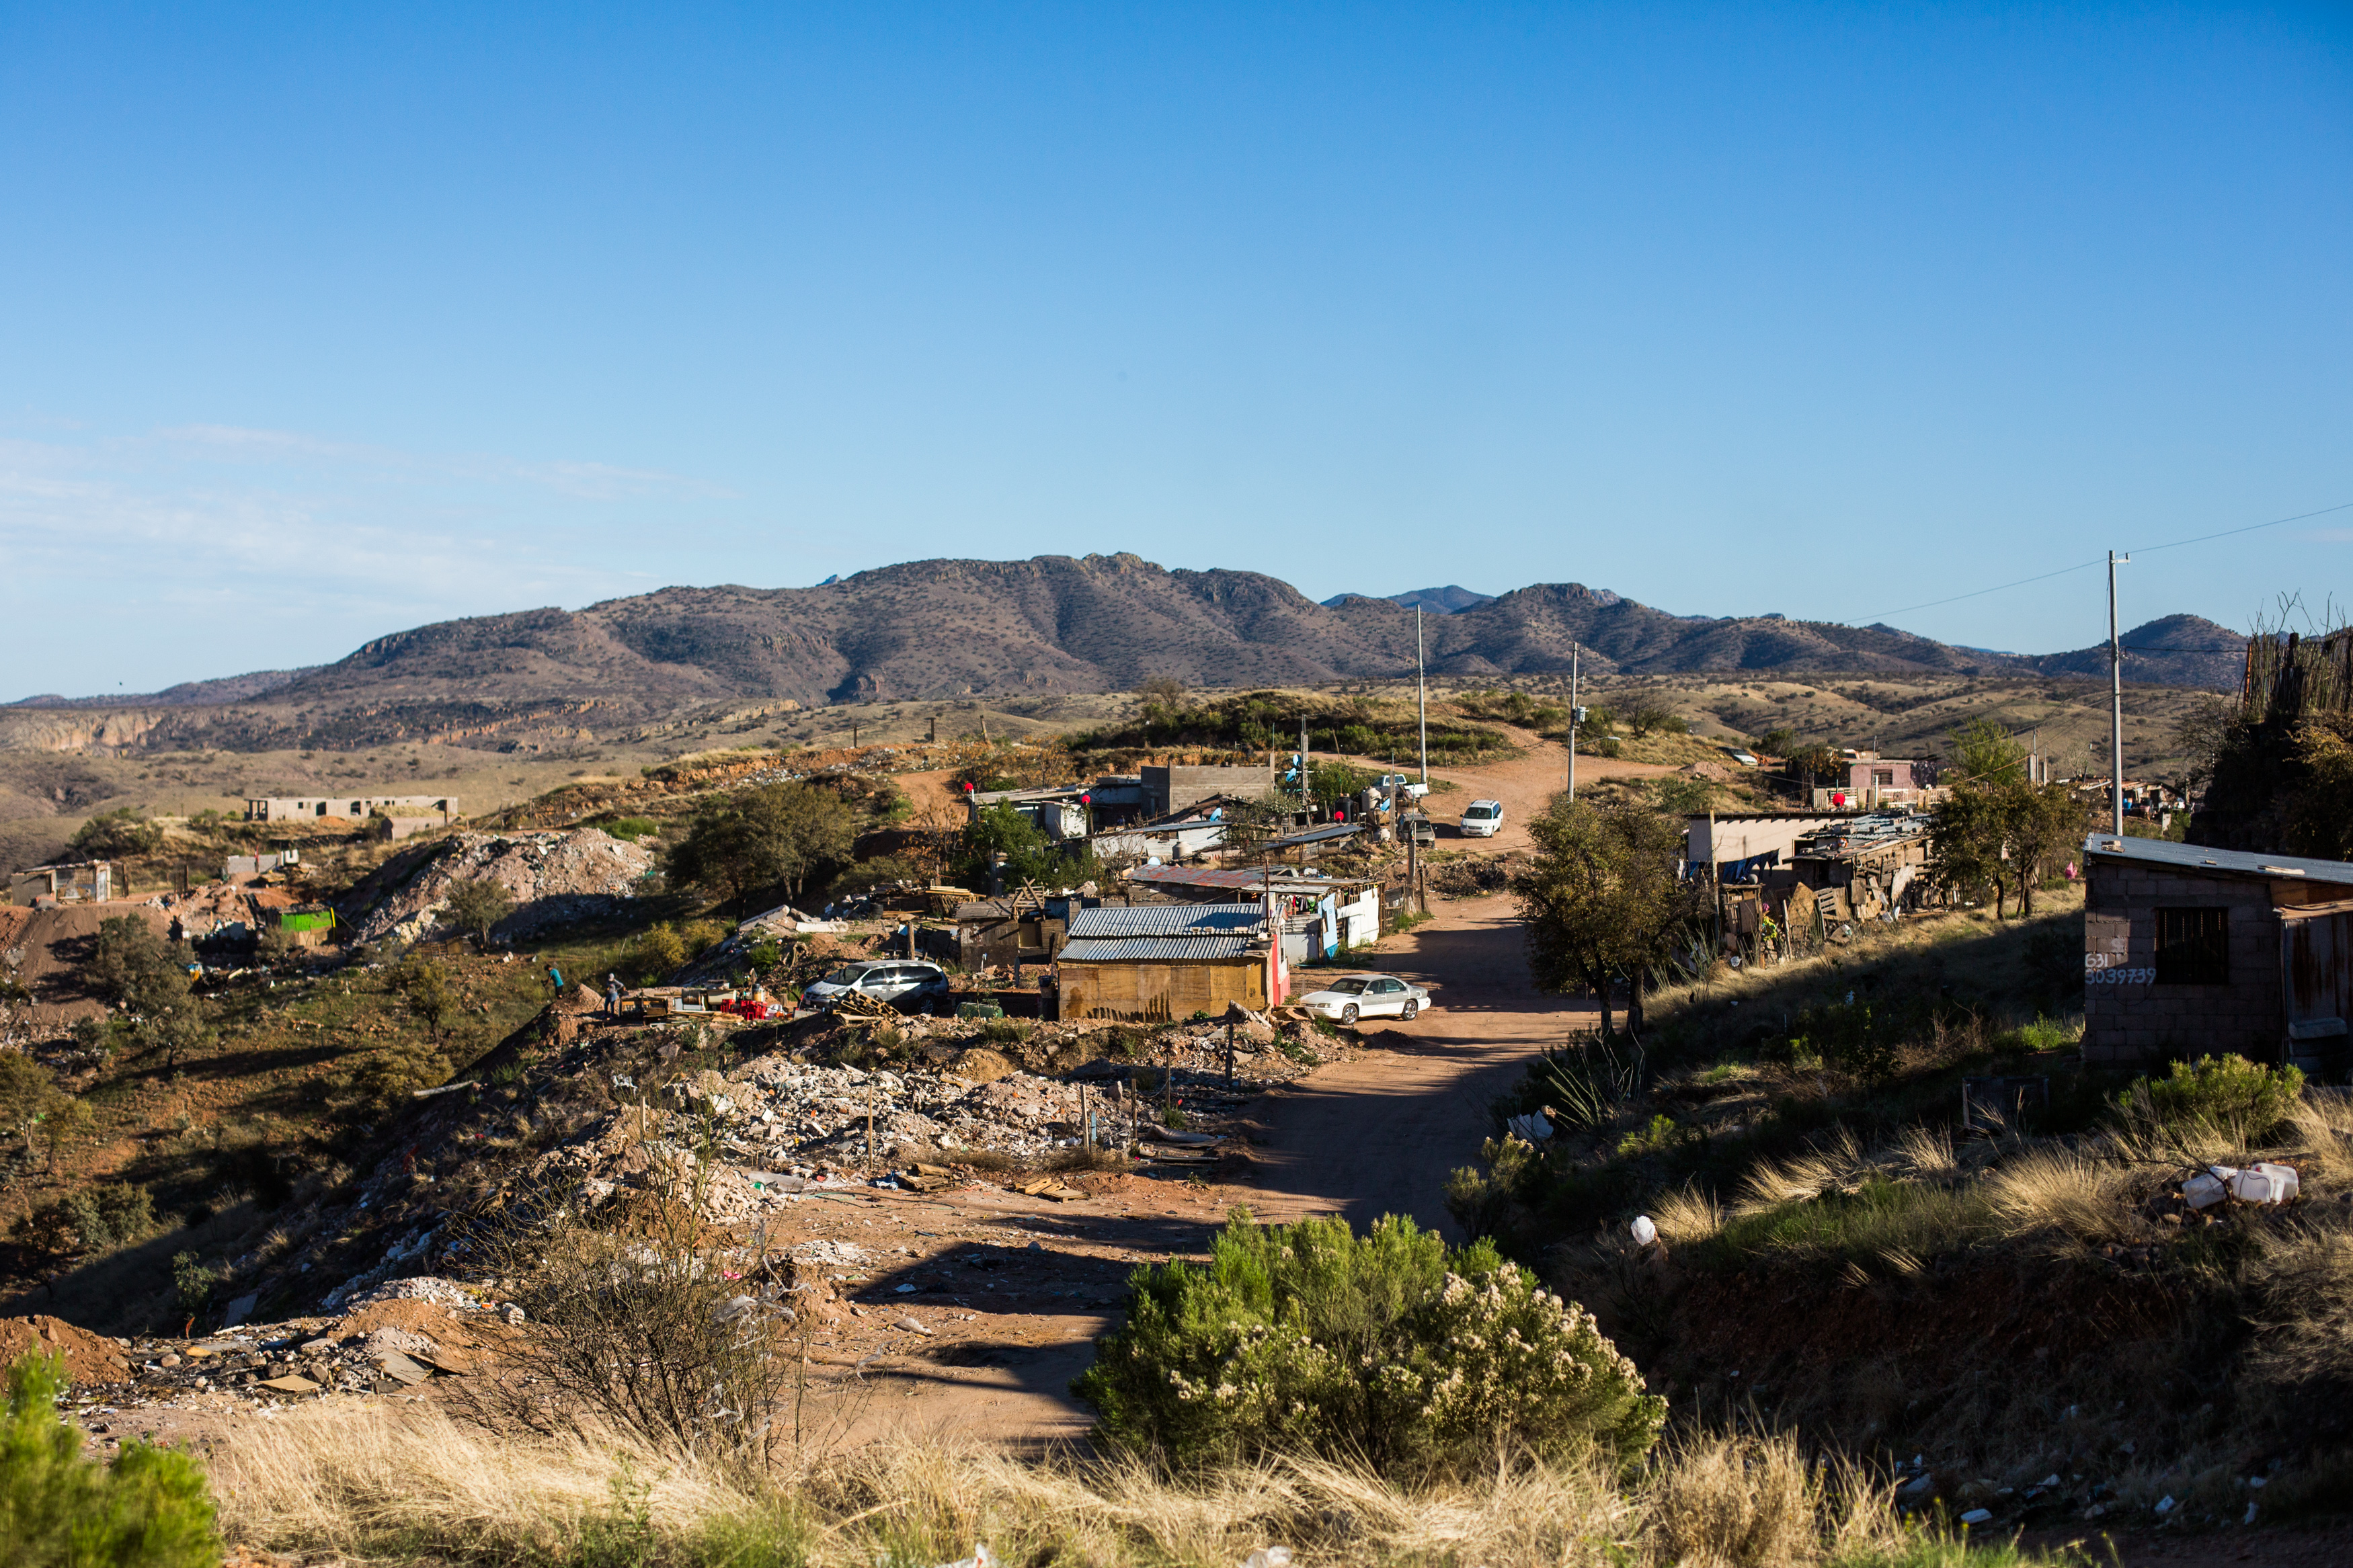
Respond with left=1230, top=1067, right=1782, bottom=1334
left=1861, top=498, right=2353, bottom=624
left=2127, top=499, right=2353, bottom=556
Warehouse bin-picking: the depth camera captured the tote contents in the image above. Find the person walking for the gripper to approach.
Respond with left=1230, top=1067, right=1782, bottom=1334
left=604, top=973, right=622, bottom=1018
left=546, top=962, right=564, bottom=997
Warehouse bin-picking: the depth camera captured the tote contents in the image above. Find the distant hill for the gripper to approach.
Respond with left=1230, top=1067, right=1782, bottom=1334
left=2, top=555, right=2246, bottom=753
left=8, top=668, right=315, bottom=709
left=1325, top=585, right=1497, bottom=614
left=2015, top=614, right=2246, bottom=693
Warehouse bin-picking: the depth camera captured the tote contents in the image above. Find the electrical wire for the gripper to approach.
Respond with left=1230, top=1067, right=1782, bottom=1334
left=1860, top=498, right=2353, bottom=624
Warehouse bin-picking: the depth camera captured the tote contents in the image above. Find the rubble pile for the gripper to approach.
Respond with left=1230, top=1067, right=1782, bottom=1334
left=341, top=828, right=657, bottom=947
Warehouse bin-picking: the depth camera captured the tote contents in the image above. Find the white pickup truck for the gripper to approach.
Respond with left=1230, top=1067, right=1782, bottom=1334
left=1378, top=772, right=1430, bottom=801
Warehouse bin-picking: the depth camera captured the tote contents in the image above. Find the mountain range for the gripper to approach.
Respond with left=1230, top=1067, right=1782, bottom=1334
left=4, top=554, right=2243, bottom=751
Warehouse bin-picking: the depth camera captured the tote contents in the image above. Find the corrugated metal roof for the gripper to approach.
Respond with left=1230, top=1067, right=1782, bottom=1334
left=1261, top=822, right=1367, bottom=851
left=1059, top=934, right=1262, bottom=963
left=2082, top=833, right=2353, bottom=884
left=1127, top=865, right=1374, bottom=893
left=1066, top=903, right=1265, bottom=938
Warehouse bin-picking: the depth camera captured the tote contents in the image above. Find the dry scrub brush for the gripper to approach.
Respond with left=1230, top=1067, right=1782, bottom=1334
left=204, top=1400, right=2028, bottom=1568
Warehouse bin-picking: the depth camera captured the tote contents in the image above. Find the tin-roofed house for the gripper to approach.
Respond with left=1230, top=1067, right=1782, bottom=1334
left=1053, top=903, right=1271, bottom=1022
left=2081, top=833, right=2353, bottom=1071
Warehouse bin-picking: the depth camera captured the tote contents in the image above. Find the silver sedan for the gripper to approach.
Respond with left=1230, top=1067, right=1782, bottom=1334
left=1296, top=974, right=1431, bottom=1024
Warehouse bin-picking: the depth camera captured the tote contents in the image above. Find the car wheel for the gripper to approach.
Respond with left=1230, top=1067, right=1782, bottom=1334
left=1400, top=1000, right=1419, bottom=1020
left=1340, top=1003, right=1359, bottom=1025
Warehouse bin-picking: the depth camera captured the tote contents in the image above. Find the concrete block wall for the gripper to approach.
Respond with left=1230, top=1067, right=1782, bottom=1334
left=2083, top=865, right=2284, bottom=1066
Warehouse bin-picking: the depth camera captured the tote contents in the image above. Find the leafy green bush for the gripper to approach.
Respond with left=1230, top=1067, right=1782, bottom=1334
left=629, top=923, right=688, bottom=983
left=0, top=1352, right=216, bottom=1568
left=596, top=816, right=660, bottom=842
left=2115, top=1053, right=2305, bottom=1137
left=69, top=807, right=164, bottom=860
left=1073, top=1209, right=1663, bottom=1477
left=63, top=1183, right=155, bottom=1252
left=1778, top=1000, right=1899, bottom=1081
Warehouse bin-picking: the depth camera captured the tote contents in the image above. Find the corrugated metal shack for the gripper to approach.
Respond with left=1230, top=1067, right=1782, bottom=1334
left=1053, top=903, right=1270, bottom=1022
left=9, top=861, right=114, bottom=906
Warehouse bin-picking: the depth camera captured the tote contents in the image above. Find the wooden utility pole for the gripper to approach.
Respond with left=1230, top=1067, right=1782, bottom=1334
left=1567, top=643, right=1580, bottom=802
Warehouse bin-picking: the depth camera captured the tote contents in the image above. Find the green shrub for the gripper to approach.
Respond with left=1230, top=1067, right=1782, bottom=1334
left=597, top=816, right=660, bottom=842
left=63, top=1184, right=155, bottom=1252
left=1072, top=1209, right=1663, bottom=1477
left=629, top=923, right=688, bottom=983
left=0, top=1352, right=217, bottom=1568
left=2116, top=1053, right=2305, bottom=1137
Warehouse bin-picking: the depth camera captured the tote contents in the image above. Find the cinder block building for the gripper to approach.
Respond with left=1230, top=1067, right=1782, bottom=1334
left=2081, top=834, right=2353, bottom=1067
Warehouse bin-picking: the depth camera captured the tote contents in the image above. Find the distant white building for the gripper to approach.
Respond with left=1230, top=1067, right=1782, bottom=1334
left=245, top=794, right=459, bottom=824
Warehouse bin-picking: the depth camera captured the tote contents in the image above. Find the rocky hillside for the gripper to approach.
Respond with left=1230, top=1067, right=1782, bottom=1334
left=3, top=556, right=2246, bottom=755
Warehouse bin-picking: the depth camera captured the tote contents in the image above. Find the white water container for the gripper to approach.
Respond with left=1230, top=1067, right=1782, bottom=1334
left=2230, top=1163, right=2299, bottom=1204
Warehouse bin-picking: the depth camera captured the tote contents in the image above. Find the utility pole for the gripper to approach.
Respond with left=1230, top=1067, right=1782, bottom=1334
left=2108, top=550, right=2130, bottom=835
left=1567, top=643, right=1580, bottom=802
left=1300, top=714, right=1310, bottom=817
left=1415, top=606, right=1429, bottom=786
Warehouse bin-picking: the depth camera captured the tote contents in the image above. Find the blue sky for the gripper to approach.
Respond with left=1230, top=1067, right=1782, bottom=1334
left=3, top=3, right=2347, bottom=696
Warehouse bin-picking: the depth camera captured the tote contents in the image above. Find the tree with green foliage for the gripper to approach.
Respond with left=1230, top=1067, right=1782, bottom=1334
left=667, top=781, right=856, bottom=910
left=1622, top=700, right=1688, bottom=738
left=961, top=800, right=1067, bottom=889
left=1512, top=798, right=1706, bottom=1037
left=67, top=807, right=164, bottom=860
left=1073, top=1208, right=1663, bottom=1477
left=1928, top=721, right=2089, bottom=917
left=0, top=1051, right=59, bottom=1161
left=86, top=916, right=188, bottom=1018
left=1782, top=743, right=1843, bottom=796
left=391, top=958, right=461, bottom=1042
left=0, top=1352, right=217, bottom=1568
left=441, top=878, right=516, bottom=946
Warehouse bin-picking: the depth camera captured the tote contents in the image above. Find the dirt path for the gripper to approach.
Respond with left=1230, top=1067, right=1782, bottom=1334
left=815, top=882, right=1585, bottom=1448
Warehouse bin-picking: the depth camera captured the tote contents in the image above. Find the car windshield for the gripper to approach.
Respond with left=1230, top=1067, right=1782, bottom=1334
left=1466, top=804, right=1497, bottom=818
left=822, top=964, right=873, bottom=985
left=1324, top=979, right=1369, bottom=995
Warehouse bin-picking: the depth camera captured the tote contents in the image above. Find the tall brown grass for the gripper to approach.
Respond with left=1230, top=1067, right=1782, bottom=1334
left=204, top=1402, right=1997, bottom=1568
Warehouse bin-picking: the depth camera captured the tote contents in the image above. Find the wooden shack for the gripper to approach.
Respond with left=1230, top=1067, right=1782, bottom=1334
left=1053, top=903, right=1269, bottom=1023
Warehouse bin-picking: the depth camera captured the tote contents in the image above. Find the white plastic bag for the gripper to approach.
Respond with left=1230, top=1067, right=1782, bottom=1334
left=1630, top=1215, right=1659, bottom=1247
left=1506, top=1111, right=1554, bottom=1143
left=1242, top=1551, right=1293, bottom=1568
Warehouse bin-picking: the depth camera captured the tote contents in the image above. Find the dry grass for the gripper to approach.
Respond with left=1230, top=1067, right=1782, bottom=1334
left=1736, top=1131, right=1867, bottom=1212
left=1651, top=1181, right=1726, bottom=1245
left=202, top=1402, right=2036, bottom=1568
left=1983, top=1147, right=2136, bottom=1251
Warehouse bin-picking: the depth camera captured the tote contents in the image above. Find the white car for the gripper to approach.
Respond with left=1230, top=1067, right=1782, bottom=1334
left=1378, top=772, right=1431, bottom=800
left=1460, top=799, right=1505, bottom=837
left=1296, top=973, right=1431, bottom=1025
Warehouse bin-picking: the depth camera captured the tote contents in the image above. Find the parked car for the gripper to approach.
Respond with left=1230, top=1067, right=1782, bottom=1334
left=1460, top=799, right=1505, bottom=837
left=801, top=960, right=954, bottom=1014
left=1378, top=772, right=1431, bottom=800
left=1295, top=973, right=1431, bottom=1025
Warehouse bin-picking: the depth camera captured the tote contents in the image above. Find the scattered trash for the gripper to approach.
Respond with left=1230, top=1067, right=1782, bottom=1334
left=892, top=1314, right=934, bottom=1336
left=2232, top=1162, right=2299, bottom=1204
left=1242, top=1551, right=1292, bottom=1568
left=1958, top=1509, right=1992, bottom=1525
left=895, top=1283, right=919, bottom=1294
left=1629, top=1215, right=1659, bottom=1247
left=1505, top=1111, right=1554, bottom=1143
left=2154, top=1495, right=2177, bottom=1514
left=931, top=1545, right=996, bottom=1568
left=1900, top=1475, right=1935, bottom=1498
